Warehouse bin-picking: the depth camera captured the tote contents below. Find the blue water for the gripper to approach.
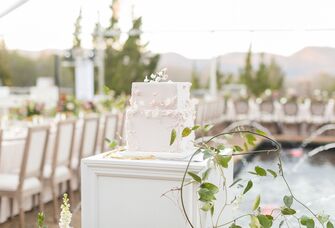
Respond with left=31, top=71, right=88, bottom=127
left=230, top=143, right=335, bottom=227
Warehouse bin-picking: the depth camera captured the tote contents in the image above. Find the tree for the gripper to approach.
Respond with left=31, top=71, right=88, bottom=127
left=104, top=1, right=159, bottom=94
left=239, top=47, right=285, bottom=96
left=216, top=62, right=234, bottom=90
left=191, top=61, right=201, bottom=90
left=73, top=9, right=82, bottom=49
left=239, top=46, right=253, bottom=88
left=0, top=39, right=12, bottom=86
left=267, top=58, right=285, bottom=91
left=254, top=53, right=269, bottom=96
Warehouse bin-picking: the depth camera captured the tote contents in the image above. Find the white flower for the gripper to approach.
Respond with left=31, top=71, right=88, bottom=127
left=150, top=73, right=156, bottom=79
left=59, top=193, right=72, bottom=228
left=144, top=76, right=149, bottom=82
left=66, top=103, right=75, bottom=111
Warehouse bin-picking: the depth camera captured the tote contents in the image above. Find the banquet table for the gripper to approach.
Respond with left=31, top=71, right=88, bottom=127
left=0, top=118, right=105, bottom=223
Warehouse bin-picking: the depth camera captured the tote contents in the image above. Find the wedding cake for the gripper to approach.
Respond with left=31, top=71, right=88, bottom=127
left=125, top=69, right=195, bottom=154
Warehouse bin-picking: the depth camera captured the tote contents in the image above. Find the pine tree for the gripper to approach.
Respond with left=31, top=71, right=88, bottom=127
left=73, top=9, right=82, bottom=49
left=254, top=53, right=269, bottom=96
left=104, top=2, right=159, bottom=94
left=0, top=39, right=12, bottom=86
left=239, top=46, right=253, bottom=88
left=268, top=58, right=284, bottom=91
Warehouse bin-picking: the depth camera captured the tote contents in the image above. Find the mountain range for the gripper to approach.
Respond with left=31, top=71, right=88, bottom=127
left=157, top=46, right=335, bottom=83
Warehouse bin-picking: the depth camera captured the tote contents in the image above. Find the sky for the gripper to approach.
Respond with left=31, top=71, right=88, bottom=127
left=1, top=0, right=335, bottom=58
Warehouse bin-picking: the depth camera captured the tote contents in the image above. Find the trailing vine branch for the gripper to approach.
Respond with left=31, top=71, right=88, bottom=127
left=179, top=129, right=281, bottom=228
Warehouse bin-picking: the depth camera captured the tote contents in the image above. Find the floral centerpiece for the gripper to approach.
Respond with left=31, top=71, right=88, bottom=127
left=10, top=100, right=45, bottom=120
left=57, top=94, right=79, bottom=117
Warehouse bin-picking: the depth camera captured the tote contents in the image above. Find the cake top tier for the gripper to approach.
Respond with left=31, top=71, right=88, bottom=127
left=130, top=82, right=192, bottom=110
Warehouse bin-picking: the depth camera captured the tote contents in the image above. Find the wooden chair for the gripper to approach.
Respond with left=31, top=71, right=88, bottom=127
left=43, top=119, right=76, bottom=222
left=73, top=115, right=100, bottom=179
left=0, top=125, right=49, bottom=228
left=101, top=114, right=119, bottom=152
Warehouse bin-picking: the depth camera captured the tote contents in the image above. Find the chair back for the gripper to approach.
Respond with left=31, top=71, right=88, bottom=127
left=310, top=101, right=326, bottom=116
left=79, top=116, right=99, bottom=161
left=283, top=102, right=298, bottom=116
left=101, top=114, right=118, bottom=152
left=260, top=101, right=274, bottom=114
left=52, top=119, right=76, bottom=172
left=235, top=100, right=249, bottom=114
left=19, top=125, right=49, bottom=188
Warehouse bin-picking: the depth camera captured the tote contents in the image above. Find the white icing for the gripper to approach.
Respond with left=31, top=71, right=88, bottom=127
left=126, top=81, right=195, bottom=153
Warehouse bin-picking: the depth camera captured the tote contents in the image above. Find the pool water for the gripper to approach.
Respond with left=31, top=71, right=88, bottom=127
left=230, top=142, right=335, bottom=226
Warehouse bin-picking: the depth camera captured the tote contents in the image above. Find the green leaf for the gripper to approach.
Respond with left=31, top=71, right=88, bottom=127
left=229, top=178, right=242, bottom=188
left=243, top=180, right=253, bottom=194
left=103, top=85, right=111, bottom=95
left=198, top=188, right=216, bottom=202
left=250, top=215, right=261, bottom=228
left=233, top=145, right=243, bottom=152
left=317, top=214, right=330, bottom=224
left=248, top=171, right=258, bottom=175
left=229, top=224, right=242, bottom=228
left=200, top=182, right=219, bottom=194
left=283, top=195, right=293, bottom=208
left=201, top=202, right=213, bottom=212
left=187, top=171, right=202, bottom=183
left=217, top=144, right=225, bottom=150
left=246, top=133, right=257, bottom=146
left=306, top=219, right=315, bottom=228
left=255, top=166, right=267, bottom=176
left=255, top=129, right=267, bottom=136
left=210, top=204, right=215, bottom=216
left=108, top=140, right=118, bottom=149
left=202, top=168, right=211, bottom=181
left=267, top=169, right=277, bottom=178
left=327, top=221, right=334, bottom=228
left=203, top=124, right=213, bottom=132
left=281, top=207, right=296, bottom=215
left=216, top=155, right=232, bottom=168
left=252, top=195, right=261, bottom=211
left=257, top=214, right=272, bottom=228
left=203, top=149, right=214, bottom=160
left=300, top=216, right=310, bottom=225
left=182, top=127, right=192, bottom=137
left=170, top=129, right=176, bottom=145
left=243, top=142, right=249, bottom=152
left=191, top=125, right=201, bottom=131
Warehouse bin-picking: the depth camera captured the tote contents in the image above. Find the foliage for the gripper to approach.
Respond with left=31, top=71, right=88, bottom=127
left=73, top=9, right=82, bottom=49
left=239, top=47, right=285, bottom=96
left=191, top=62, right=201, bottom=90
left=57, top=94, right=79, bottom=116
left=6, top=51, right=54, bottom=87
left=168, top=126, right=333, bottom=228
left=37, top=212, right=47, bottom=228
left=10, top=101, right=45, bottom=120
left=96, top=85, right=129, bottom=112
left=0, top=39, right=12, bottom=86
left=104, top=2, right=160, bottom=95
left=216, top=67, right=234, bottom=90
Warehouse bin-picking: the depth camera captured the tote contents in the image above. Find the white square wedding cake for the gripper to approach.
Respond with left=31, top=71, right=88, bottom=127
left=125, top=69, right=195, bottom=155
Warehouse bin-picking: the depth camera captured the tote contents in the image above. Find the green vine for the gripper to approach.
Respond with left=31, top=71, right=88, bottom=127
left=168, top=126, right=333, bottom=228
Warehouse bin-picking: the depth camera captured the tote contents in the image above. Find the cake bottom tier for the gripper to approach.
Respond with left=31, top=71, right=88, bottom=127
left=126, top=110, right=194, bottom=153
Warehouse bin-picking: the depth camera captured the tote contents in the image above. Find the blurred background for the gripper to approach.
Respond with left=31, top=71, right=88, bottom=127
left=1, top=0, right=335, bottom=227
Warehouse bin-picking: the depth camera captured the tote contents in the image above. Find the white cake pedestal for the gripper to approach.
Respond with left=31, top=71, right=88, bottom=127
left=81, top=154, right=233, bottom=228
